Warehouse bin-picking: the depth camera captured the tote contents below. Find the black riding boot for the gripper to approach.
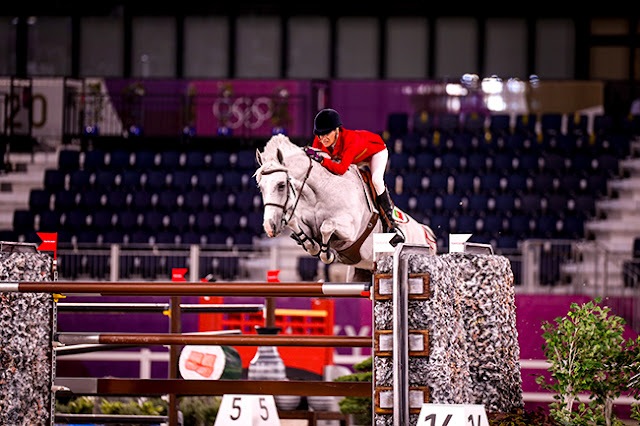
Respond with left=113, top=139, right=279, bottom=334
left=377, top=189, right=405, bottom=247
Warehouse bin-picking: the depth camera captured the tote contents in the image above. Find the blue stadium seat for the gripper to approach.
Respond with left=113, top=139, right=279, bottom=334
left=454, top=214, right=477, bottom=234
left=145, top=170, right=169, bottom=191
left=106, top=189, right=129, bottom=211
left=493, top=193, right=515, bottom=212
left=413, top=111, right=434, bottom=135
left=115, top=210, right=139, bottom=230
left=185, top=151, right=206, bottom=170
left=453, top=173, right=475, bottom=195
left=415, top=152, right=436, bottom=170
left=29, top=189, right=51, bottom=212
left=496, top=234, right=518, bottom=250
left=440, top=152, right=462, bottom=172
left=54, top=190, right=78, bottom=212
left=131, top=190, right=153, bottom=210
left=508, top=214, right=531, bottom=238
left=519, top=193, right=541, bottom=213
left=567, top=114, right=588, bottom=136
left=489, top=114, right=510, bottom=136
left=401, top=172, right=423, bottom=193
left=171, top=170, right=195, bottom=191
left=401, top=133, right=422, bottom=154
left=134, top=150, right=157, bottom=170
left=196, top=169, right=218, bottom=191
left=44, top=169, right=66, bottom=192
left=387, top=113, right=409, bottom=138
left=58, top=150, right=81, bottom=171
left=65, top=209, right=89, bottom=232
left=389, top=152, right=410, bottom=172
left=108, top=150, right=131, bottom=170
left=541, top=113, right=562, bottom=135
left=92, top=209, right=115, bottom=230
left=211, top=151, right=232, bottom=169
left=83, top=150, right=106, bottom=171
left=426, top=172, right=449, bottom=194
left=467, top=193, right=489, bottom=213
left=38, top=210, right=61, bottom=231
left=479, top=173, right=501, bottom=194
left=160, top=150, right=181, bottom=169
left=120, top=169, right=143, bottom=189
left=183, top=189, right=205, bottom=211
left=94, top=169, right=118, bottom=189
left=169, top=210, right=191, bottom=233
left=236, top=150, right=257, bottom=171
left=157, top=189, right=179, bottom=211
left=515, top=114, right=536, bottom=135
left=69, top=169, right=92, bottom=190
left=195, top=210, right=216, bottom=232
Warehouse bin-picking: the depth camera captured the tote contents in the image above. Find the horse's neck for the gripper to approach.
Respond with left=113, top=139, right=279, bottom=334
left=295, top=164, right=374, bottom=231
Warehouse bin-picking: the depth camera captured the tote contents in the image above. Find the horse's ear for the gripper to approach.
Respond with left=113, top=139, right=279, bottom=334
left=255, top=149, right=263, bottom=167
left=276, top=148, right=285, bottom=165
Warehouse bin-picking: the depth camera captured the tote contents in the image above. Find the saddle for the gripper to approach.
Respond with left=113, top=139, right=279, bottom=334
left=335, top=167, right=379, bottom=265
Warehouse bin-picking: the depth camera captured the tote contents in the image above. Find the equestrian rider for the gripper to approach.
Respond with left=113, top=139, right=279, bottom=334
left=304, top=108, right=405, bottom=246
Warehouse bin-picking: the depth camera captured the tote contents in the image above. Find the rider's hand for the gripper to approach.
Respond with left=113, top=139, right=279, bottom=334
left=304, top=147, right=323, bottom=163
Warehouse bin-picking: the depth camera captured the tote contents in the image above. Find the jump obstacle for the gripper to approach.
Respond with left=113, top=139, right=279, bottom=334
left=0, top=243, right=523, bottom=426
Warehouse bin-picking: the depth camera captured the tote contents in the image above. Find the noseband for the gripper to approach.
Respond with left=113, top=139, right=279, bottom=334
left=260, top=156, right=313, bottom=228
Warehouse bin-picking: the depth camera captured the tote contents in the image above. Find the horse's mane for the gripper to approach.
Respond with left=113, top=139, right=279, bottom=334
left=254, top=133, right=306, bottom=182
left=254, top=132, right=359, bottom=184
left=261, top=133, right=301, bottom=160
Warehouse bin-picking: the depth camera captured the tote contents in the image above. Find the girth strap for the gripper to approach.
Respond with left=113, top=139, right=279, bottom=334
left=336, top=212, right=379, bottom=265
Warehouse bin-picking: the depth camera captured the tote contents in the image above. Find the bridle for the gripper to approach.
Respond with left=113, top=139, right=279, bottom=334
left=260, top=155, right=313, bottom=229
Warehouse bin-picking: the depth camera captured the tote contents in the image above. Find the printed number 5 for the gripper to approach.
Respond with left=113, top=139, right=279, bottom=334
left=230, top=397, right=242, bottom=420
left=259, top=397, right=269, bottom=420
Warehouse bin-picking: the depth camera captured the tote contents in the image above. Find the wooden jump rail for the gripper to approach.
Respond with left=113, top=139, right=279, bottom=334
left=57, top=332, right=372, bottom=347
left=56, top=378, right=372, bottom=397
left=0, top=281, right=371, bottom=297
left=56, top=302, right=265, bottom=313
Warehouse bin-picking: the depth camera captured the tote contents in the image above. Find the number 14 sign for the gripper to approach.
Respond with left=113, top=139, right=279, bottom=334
left=417, top=403, right=489, bottom=426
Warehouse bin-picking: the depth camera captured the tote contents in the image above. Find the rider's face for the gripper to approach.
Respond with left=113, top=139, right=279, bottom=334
left=318, top=128, right=338, bottom=147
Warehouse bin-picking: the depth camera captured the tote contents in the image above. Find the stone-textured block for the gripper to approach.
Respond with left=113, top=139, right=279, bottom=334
left=0, top=252, right=54, bottom=426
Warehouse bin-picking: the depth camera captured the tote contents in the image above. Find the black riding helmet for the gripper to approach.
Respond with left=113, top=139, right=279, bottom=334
left=313, top=108, right=342, bottom=135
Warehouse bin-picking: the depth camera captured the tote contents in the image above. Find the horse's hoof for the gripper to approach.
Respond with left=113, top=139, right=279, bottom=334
left=307, top=245, right=320, bottom=256
left=320, top=251, right=335, bottom=264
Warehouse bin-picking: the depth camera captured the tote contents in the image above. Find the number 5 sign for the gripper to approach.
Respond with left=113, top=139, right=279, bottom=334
left=417, top=403, right=489, bottom=426
left=214, top=394, right=281, bottom=425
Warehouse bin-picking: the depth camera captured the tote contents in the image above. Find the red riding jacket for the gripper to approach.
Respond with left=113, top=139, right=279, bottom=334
left=312, top=127, right=387, bottom=175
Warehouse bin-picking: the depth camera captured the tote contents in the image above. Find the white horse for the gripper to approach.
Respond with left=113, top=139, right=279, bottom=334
left=255, top=133, right=436, bottom=281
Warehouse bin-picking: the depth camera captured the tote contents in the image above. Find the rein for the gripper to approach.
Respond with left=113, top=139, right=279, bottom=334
left=261, top=155, right=314, bottom=228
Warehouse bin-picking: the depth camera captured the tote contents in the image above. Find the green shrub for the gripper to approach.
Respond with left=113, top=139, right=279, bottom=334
left=535, top=297, right=640, bottom=426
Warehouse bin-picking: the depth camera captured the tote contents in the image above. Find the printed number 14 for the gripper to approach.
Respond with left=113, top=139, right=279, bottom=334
left=422, top=414, right=483, bottom=426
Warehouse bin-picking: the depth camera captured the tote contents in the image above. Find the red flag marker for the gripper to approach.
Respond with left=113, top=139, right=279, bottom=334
left=267, top=270, right=280, bottom=283
left=36, top=232, right=58, bottom=260
left=172, top=268, right=188, bottom=282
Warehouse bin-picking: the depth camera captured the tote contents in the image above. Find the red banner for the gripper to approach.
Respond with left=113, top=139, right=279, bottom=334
left=36, top=232, right=58, bottom=260
left=267, top=270, right=280, bottom=283
left=172, top=268, right=188, bottom=282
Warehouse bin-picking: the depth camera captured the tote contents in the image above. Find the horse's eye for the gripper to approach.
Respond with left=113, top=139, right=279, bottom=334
left=277, top=182, right=286, bottom=191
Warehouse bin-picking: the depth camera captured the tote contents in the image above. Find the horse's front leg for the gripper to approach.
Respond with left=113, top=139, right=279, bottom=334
left=289, top=220, right=320, bottom=256
left=318, top=220, right=340, bottom=264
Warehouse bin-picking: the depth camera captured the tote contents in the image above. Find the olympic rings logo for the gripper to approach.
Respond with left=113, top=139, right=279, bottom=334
left=212, top=96, right=273, bottom=130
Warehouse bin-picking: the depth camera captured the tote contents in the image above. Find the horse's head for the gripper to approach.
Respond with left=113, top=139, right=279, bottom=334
left=254, top=133, right=309, bottom=238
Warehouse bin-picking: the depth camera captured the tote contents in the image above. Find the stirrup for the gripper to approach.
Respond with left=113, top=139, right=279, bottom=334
left=389, top=227, right=405, bottom=247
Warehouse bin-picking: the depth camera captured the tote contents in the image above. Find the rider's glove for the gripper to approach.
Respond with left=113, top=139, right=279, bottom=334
left=304, top=147, right=323, bottom=163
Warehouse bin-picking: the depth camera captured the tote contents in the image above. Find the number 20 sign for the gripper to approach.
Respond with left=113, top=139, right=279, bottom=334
left=416, top=403, right=489, bottom=426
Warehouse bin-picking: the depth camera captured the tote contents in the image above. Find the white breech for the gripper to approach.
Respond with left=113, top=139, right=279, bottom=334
left=370, top=149, right=389, bottom=196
